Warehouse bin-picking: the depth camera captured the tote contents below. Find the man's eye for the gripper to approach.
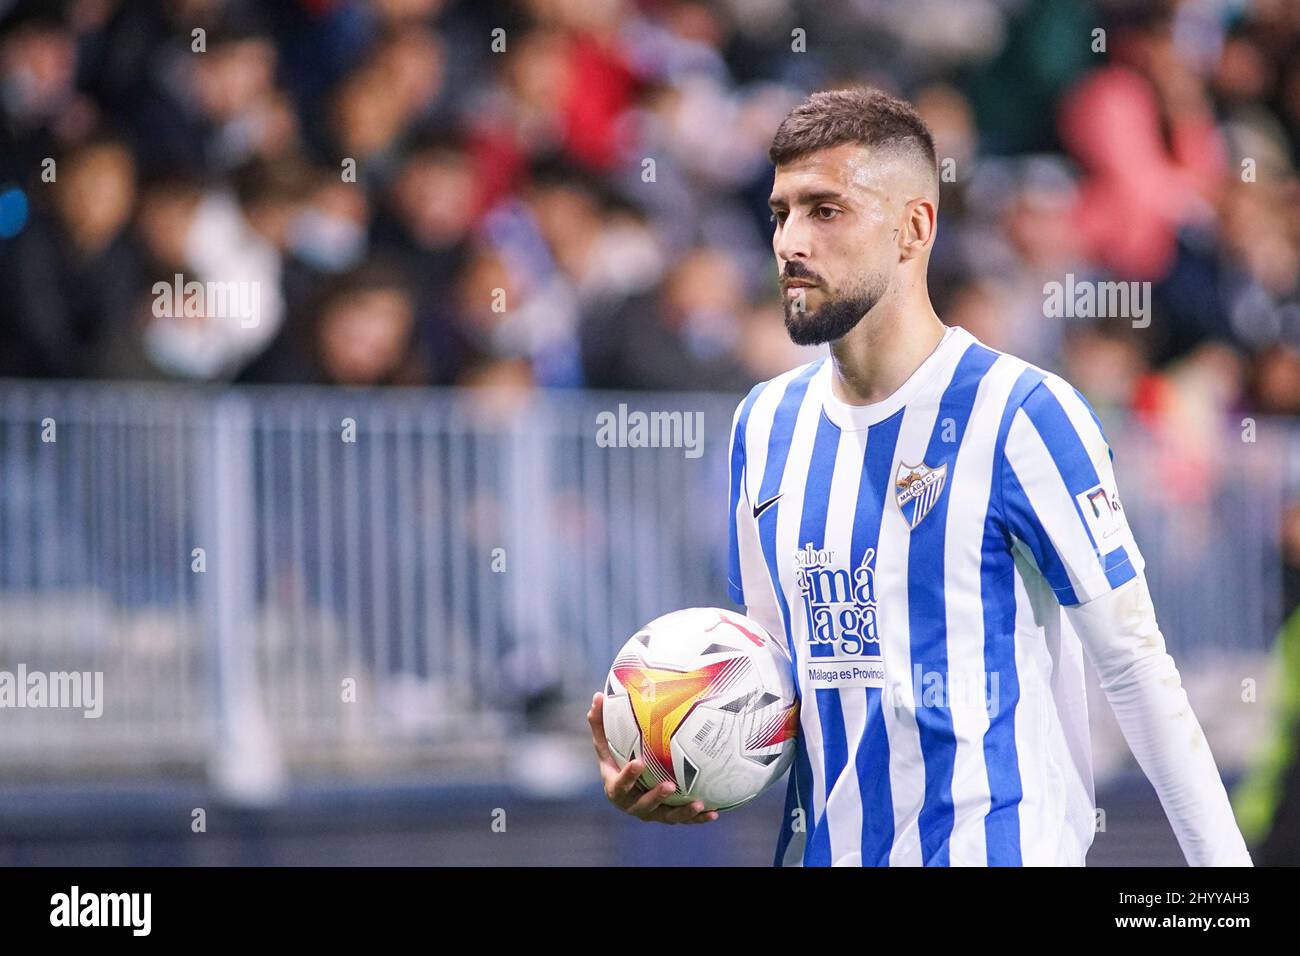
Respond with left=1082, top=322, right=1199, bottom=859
left=815, top=206, right=839, bottom=221
left=770, top=211, right=786, bottom=224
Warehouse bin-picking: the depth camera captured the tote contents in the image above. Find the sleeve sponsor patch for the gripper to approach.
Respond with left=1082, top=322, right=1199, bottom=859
left=1075, top=481, right=1128, bottom=550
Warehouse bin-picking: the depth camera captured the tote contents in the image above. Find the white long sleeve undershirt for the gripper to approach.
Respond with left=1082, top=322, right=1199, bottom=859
left=1064, top=573, right=1253, bottom=866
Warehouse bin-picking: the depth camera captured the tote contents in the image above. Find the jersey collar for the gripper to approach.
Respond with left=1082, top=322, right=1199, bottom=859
left=816, top=324, right=973, bottom=432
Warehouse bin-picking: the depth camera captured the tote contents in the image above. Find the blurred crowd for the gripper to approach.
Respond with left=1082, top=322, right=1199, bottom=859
left=0, top=0, right=1295, bottom=410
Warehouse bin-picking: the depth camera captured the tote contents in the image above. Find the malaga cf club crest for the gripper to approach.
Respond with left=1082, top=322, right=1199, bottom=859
left=895, top=461, right=948, bottom=529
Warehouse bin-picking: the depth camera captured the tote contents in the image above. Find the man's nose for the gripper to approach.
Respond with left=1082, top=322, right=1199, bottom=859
left=774, top=212, right=812, bottom=264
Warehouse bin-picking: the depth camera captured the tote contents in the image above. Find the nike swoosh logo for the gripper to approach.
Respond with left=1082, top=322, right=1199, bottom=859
left=752, top=492, right=783, bottom=519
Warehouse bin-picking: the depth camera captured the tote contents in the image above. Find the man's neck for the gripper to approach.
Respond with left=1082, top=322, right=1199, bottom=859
left=827, top=299, right=947, bottom=407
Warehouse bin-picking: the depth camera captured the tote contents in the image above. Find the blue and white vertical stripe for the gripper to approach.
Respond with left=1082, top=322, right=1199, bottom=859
left=726, top=326, right=1144, bottom=866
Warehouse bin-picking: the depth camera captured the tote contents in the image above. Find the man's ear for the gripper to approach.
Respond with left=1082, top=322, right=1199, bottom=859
left=898, top=197, right=937, bottom=260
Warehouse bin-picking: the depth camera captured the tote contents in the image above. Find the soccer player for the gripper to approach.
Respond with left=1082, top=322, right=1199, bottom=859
left=587, top=87, right=1252, bottom=866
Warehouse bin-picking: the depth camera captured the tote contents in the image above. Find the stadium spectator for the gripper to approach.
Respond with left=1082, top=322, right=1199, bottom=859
left=0, top=133, right=139, bottom=377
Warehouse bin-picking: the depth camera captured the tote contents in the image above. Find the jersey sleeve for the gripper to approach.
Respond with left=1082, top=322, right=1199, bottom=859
left=728, top=386, right=784, bottom=639
left=727, top=397, right=751, bottom=606
left=997, top=375, right=1144, bottom=606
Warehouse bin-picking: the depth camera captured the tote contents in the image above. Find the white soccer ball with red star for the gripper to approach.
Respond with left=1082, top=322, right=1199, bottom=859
left=601, top=607, right=799, bottom=811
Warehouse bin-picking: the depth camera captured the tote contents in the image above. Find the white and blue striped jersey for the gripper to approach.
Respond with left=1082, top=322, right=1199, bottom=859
left=727, top=324, right=1145, bottom=866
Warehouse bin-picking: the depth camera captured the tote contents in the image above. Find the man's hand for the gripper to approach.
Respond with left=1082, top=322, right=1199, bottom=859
left=587, top=692, right=719, bottom=824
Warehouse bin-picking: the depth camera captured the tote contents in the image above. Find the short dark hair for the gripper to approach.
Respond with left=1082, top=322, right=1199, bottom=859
left=768, top=87, right=938, bottom=186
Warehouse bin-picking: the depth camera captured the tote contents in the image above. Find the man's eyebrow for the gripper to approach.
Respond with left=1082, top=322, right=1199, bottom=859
left=767, top=189, right=849, bottom=209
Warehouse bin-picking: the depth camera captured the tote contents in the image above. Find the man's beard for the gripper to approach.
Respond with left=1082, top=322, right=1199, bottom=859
left=782, top=275, right=887, bottom=346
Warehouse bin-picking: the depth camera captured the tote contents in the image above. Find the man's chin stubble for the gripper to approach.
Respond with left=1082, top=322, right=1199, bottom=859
left=782, top=298, right=873, bottom=347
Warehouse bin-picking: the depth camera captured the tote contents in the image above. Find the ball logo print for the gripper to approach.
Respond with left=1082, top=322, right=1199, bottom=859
left=704, top=613, right=768, bottom=648
left=601, top=608, right=798, bottom=811
left=613, top=655, right=750, bottom=790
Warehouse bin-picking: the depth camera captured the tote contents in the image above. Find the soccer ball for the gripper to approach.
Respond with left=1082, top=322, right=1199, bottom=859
left=601, top=607, right=799, bottom=811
